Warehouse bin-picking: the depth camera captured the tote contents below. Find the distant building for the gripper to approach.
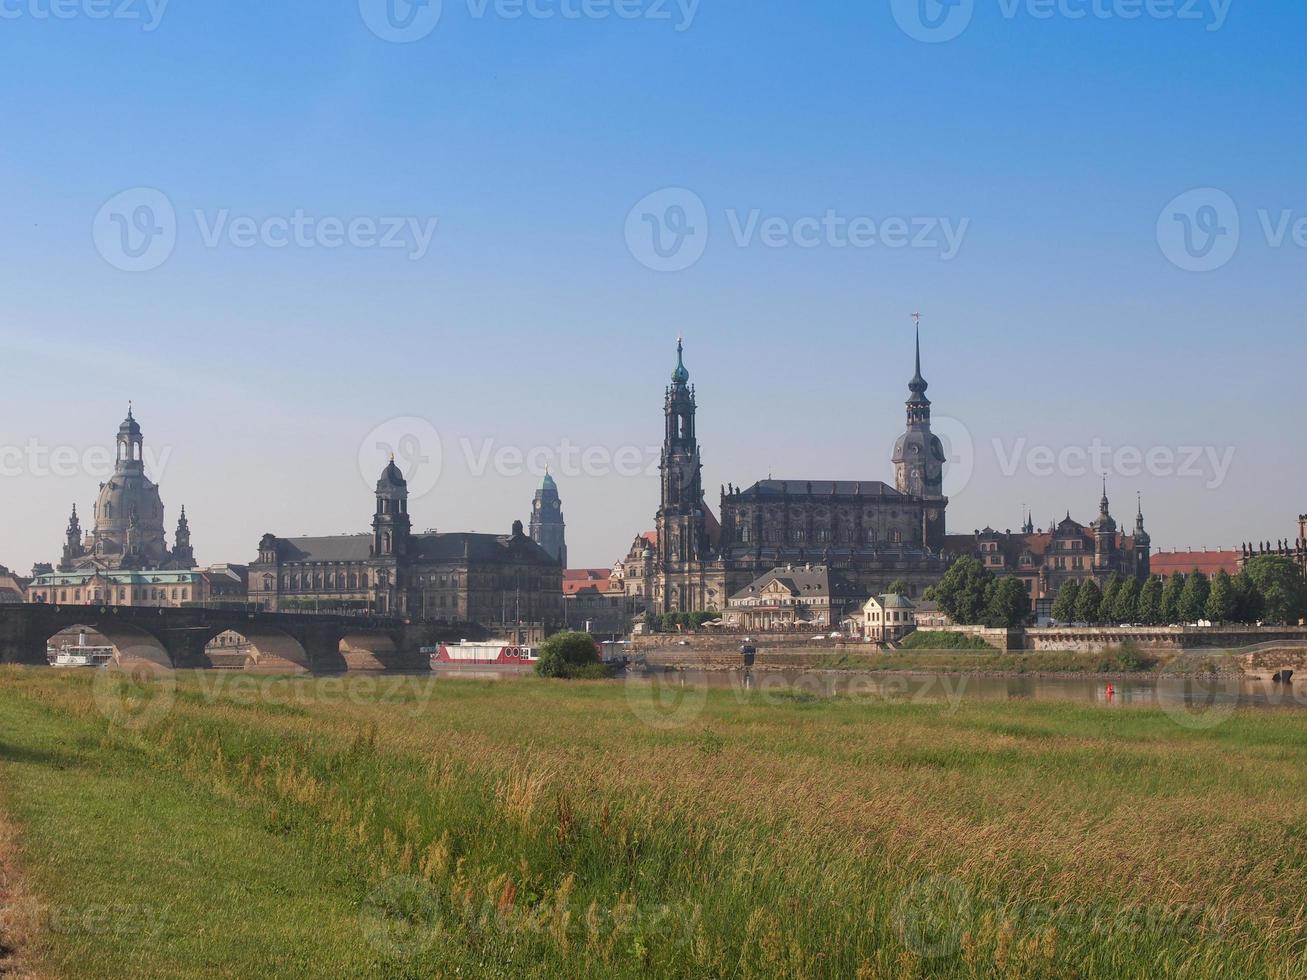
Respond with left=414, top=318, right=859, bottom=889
left=55, top=408, right=196, bottom=573
left=248, top=458, right=563, bottom=639
left=1240, top=516, right=1307, bottom=575
left=0, top=566, right=28, bottom=604
left=863, top=593, right=917, bottom=643
left=724, top=565, right=861, bottom=632
left=529, top=472, right=567, bottom=566
left=1151, top=550, right=1241, bottom=578
left=944, top=485, right=1151, bottom=619
left=562, top=568, right=636, bottom=637
left=27, top=568, right=209, bottom=607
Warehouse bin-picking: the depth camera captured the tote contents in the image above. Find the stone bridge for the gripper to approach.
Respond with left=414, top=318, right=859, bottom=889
left=0, top=605, right=445, bottom=673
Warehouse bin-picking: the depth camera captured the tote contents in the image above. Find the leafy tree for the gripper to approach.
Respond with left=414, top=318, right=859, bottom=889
left=536, top=631, right=603, bottom=678
left=1178, top=571, right=1210, bottom=624
left=1075, top=579, right=1104, bottom=625
left=1233, top=570, right=1265, bottom=624
left=1112, top=577, right=1140, bottom=625
left=1242, top=555, right=1307, bottom=625
left=887, top=578, right=911, bottom=597
left=1205, top=570, right=1237, bottom=625
left=1050, top=580, right=1080, bottom=623
left=1159, top=572, right=1186, bottom=624
left=1098, top=574, right=1121, bottom=625
left=1136, top=576, right=1163, bottom=625
left=985, top=577, right=1031, bottom=628
left=927, top=557, right=993, bottom=625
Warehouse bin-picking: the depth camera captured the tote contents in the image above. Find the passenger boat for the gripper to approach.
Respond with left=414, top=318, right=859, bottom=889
left=48, top=634, right=115, bottom=669
left=425, top=640, right=538, bottom=665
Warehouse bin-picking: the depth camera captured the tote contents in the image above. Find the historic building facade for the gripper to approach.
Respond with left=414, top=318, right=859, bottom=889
left=724, top=565, right=862, bottom=632
left=1239, top=515, right=1307, bottom=575
left=943, top=485, right=1151, bottom=618
left=623, top=333, right=951, bottom=614
left=56, top=408, right=195, bottom=573
left=529, top=472, right=567, bottom=566
left=248, top=459, right=564, bottom=637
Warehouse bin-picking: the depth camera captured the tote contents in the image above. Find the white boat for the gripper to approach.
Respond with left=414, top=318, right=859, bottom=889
left=48, top=633, right=115, bottom=669
left=424, top=640, right=539, bottom=665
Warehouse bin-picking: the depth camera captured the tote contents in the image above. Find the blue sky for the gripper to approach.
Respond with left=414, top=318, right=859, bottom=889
left=1, top=0, right=1304, bottom=573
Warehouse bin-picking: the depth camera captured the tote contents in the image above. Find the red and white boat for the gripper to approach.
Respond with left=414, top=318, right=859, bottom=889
left=425, top=640, right=539, bottom=665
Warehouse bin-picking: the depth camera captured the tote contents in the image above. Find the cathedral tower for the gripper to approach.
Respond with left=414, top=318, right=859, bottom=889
left=892, top=319, right=948, bottom=550
left=529, top=471, right=567, bottom=566
left=172, top=505, right=195, bottom=568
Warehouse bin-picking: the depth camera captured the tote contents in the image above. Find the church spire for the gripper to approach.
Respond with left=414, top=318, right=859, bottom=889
left=908, top=313, right=929, bottom=407
left=671, top=336, right=690, bottom=386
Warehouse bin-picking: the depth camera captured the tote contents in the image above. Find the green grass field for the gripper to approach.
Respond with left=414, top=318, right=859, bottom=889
left=2, top=666, right=1306, bottom=979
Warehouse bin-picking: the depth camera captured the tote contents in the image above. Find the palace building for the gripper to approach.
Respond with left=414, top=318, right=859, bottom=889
left=622, top=332, right=951, bottom=614
left=247, top=458, right=564, bottom=638
left=943, top=484, right=1152, bottom=618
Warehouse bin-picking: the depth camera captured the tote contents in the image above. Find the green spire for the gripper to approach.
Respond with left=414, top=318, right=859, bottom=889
left=671, top=337, right=690, bottom=385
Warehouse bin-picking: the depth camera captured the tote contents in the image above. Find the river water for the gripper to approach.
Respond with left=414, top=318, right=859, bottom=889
left=430, top=664, right=1307, bottom=712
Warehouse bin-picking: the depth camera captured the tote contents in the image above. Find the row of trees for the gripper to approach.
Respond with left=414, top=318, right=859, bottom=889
left=924, top=557, right=1035, bottom=629
left=927, top=554, right=1307, bottom=629
left=1051, top=555, right=1307, bottom=626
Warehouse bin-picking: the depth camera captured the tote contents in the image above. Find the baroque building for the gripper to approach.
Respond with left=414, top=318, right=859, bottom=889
left=248, top=458, right=564, bottom=639
left=55, top=408, right=195, bottom=573
left=623, top=332, right=951, bottom=614
left=529, top=471, right=567, bottom=566
left=943, top=483, right=1152, bottom=618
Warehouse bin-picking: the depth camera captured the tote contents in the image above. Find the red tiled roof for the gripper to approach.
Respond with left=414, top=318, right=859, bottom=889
left=562, top=568, right=622, bottom=596
left=1150, top=550, right=1241, bottom=577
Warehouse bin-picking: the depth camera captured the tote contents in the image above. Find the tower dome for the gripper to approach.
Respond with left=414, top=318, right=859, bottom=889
left=671, top=338, right=690, bottom=385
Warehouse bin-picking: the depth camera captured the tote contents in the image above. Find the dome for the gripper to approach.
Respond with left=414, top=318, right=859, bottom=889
left=377, top=458, right=407, bottom=491
left=541, top=471, right=557, bottom=492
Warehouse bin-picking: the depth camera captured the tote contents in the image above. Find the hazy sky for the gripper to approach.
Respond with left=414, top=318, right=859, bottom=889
left=1, top=0, right=1304, bottom=574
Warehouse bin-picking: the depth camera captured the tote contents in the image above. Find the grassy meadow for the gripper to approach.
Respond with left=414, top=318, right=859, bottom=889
left=1, top=666, right=1306, bottom=978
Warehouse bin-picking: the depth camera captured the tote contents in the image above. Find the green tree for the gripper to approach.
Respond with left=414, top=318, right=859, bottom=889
left=985, top=577, right=1031, bottom=628
left=535, top=631, right=603, bottom=678
left=1098, top=574, right=1121, bottom=625
left=1178, top=571, right=1210, bottom=624
left=1075, top=579, right=1104, bottom=625
left=1242, top=555, right=1307, bottom=625
left=1050, top=580, right=1080, bottom=623
left=927, top=557, right=993, bottom=625
left=1112, top=577, right=1140, bottom=625
left=1233, top=570, right=1265, bottom=624
left=1205, top=570, right=1237, bottom=624
left=1136, top=576, right=1163, bottom=625
left=1159, top=572, right=1186, bottom=624
left=887, top=578, right=910, bottom=597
